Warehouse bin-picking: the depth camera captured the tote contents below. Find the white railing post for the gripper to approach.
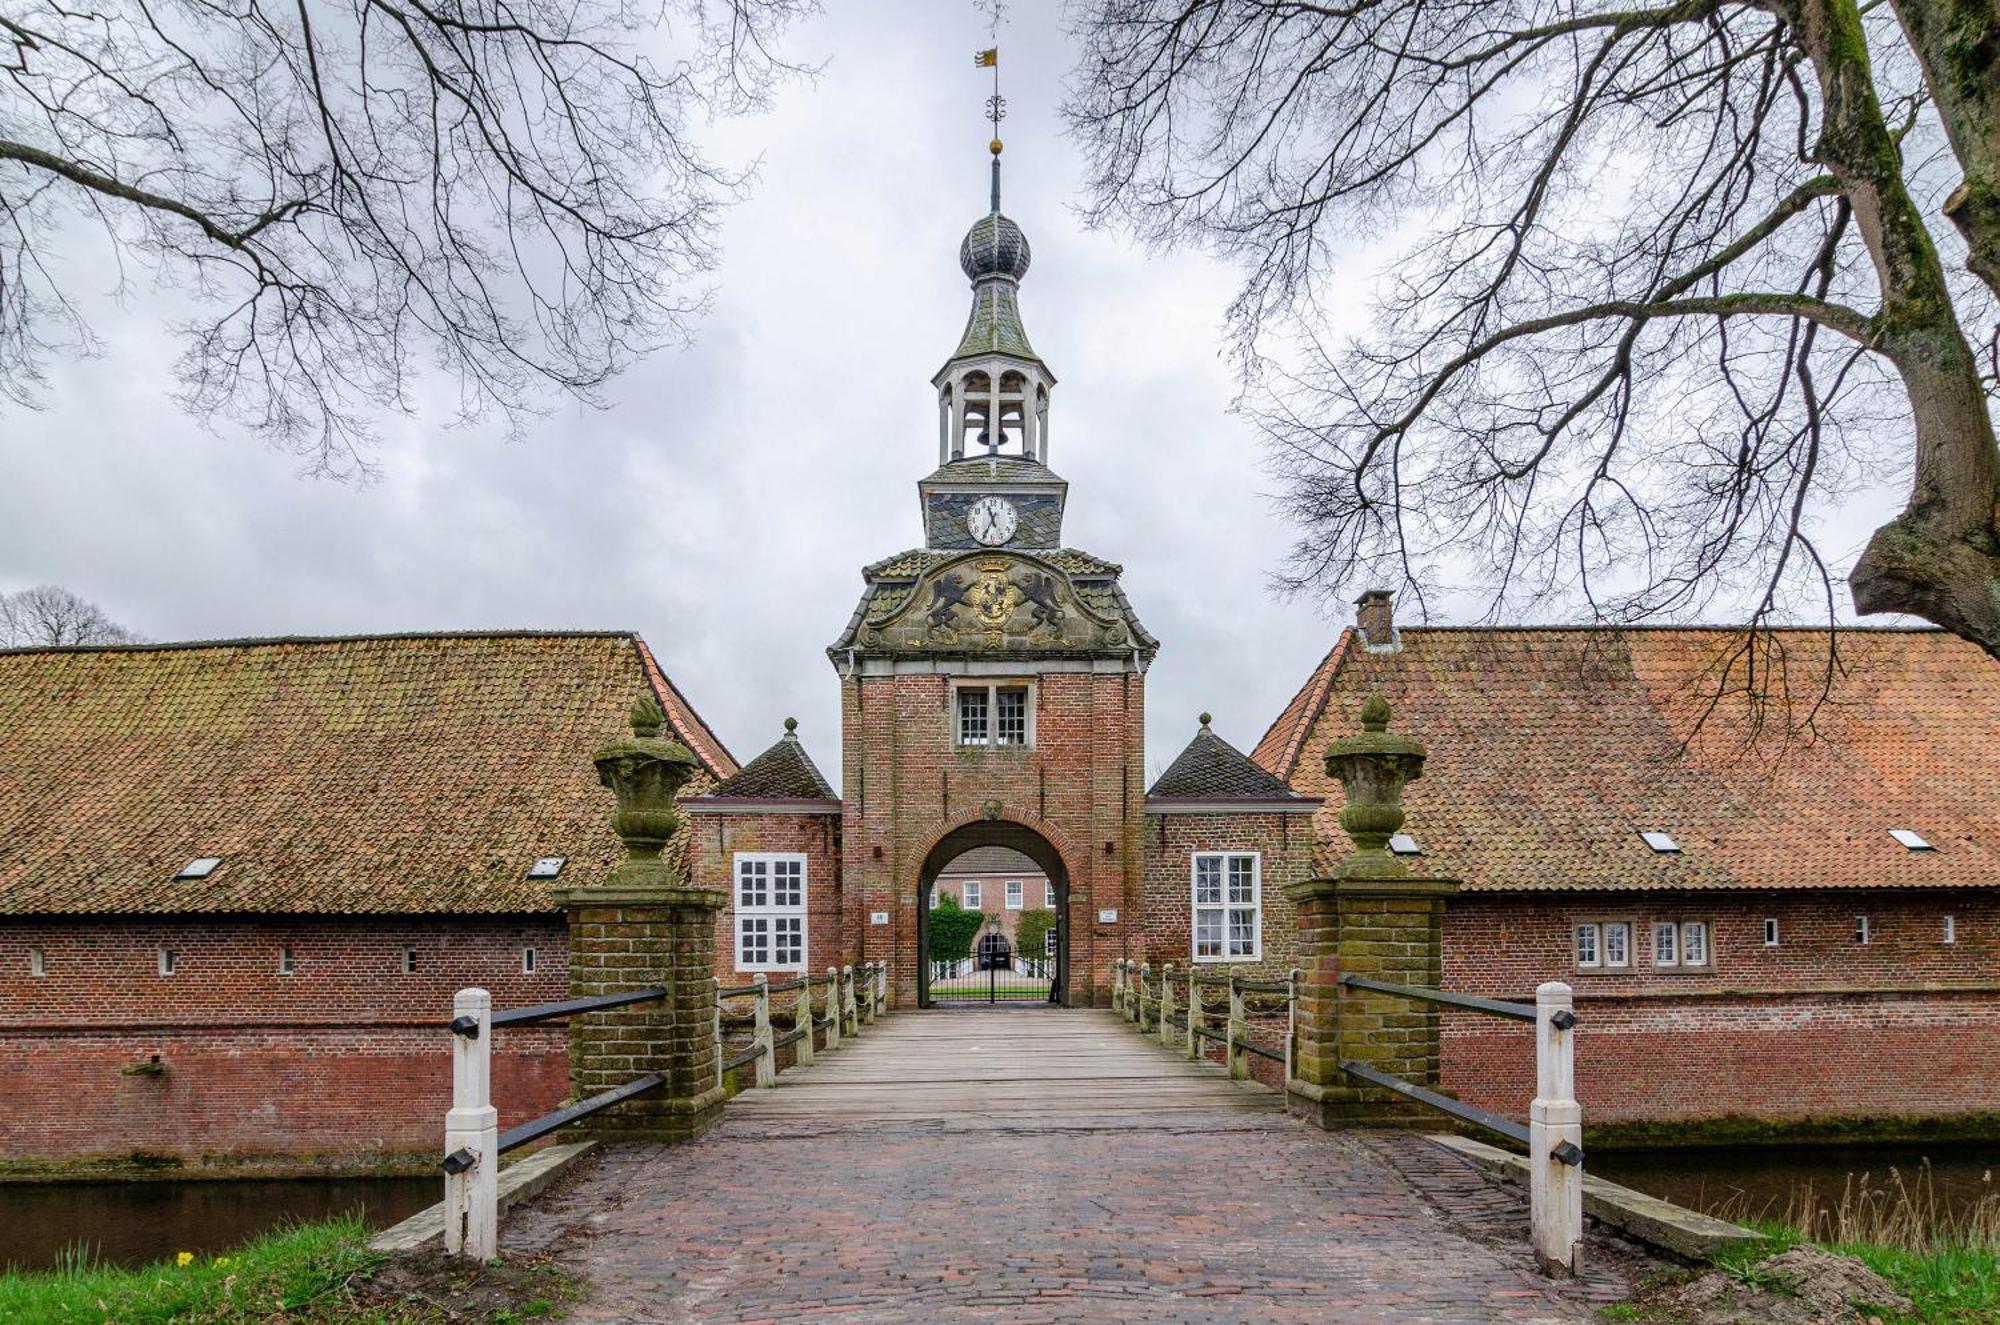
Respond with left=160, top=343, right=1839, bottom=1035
left=1111, top=959, right=1125, bottom=1015
left=1530, top=980, right=1584, bottom=1277
left=794, top=977, right=815, bottom=1066
left=752, top=973, right=776, bottom=1088
left=824, top=968, right=842, bottom=1050
left=876, top=961, right=888, bottom=1016
left=1227, top=971, right=1249, bottom=1081
left=444, top=988, right=498, bottom=1260
left=713, top=975, right=724, bottom=1091
left=842, top=963, right=859, bottom=1037
left=1285, top=969, right=1299, bottom=1087
left=861, top=963, right=877, bottom=1025
left=1158, top=963, right=1176, bottom=1047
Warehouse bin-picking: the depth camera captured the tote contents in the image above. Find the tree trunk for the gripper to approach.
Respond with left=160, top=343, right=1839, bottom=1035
left=1785, top=0, right=2000, bottom=655
left=1888, top=0, right=2000, bottom=298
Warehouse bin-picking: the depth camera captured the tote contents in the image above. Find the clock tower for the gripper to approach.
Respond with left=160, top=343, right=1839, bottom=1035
left=828, top=136, right=1156, bottom=1008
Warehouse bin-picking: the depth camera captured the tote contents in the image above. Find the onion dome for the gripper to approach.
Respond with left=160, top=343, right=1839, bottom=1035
left=960, top=212, right=1032, bottom=283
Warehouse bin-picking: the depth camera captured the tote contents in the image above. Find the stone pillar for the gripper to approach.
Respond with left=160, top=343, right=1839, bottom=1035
left=556, top=694, right=726, bottom=1142
left=1285, top=695, right=1458, bottom=1129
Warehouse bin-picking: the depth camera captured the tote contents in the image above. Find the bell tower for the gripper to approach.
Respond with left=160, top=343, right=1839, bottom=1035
left=830, top=85, right=1156, bottom=1009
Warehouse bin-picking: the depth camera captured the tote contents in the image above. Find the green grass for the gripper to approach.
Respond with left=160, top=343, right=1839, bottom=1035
left=0, top=1217, right=573, bottom=1325
left=1711, top=1221, right=2000, bottom=1324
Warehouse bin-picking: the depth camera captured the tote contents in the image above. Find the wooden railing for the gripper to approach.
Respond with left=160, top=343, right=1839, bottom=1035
left=440, top=960, right=888, bottom=1258
left=1109, top=958, right=1584, bottom=1277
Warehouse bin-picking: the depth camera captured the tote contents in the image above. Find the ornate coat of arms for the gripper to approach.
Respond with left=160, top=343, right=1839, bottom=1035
left=968, top=562, right=1023, bottom=628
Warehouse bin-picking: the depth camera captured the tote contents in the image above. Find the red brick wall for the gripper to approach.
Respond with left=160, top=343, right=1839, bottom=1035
left=0, top=916, right=568, bottom=1173
left=687, top=811, right=844, bottom=980
left=1439, top=891, right=2000, bottom=1127
left=1138, top=811, right=1314, bottom=978
left=839, top=670, right=1146, bottom=1007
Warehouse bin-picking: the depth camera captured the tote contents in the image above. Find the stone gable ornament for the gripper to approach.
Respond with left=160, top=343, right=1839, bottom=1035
left=1324, top=694, right=1426, bottom=876
left=593, top=693, right=699, bottom=871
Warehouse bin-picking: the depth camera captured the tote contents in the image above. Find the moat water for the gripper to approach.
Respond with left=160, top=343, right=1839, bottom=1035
left=0, top=1175, right=434, bottom=1273
left=1594, top=1144, right=2000, bottom=1230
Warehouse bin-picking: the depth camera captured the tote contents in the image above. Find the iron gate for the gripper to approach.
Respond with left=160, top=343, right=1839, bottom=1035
left=921, top=909, right=1065, bottom=1006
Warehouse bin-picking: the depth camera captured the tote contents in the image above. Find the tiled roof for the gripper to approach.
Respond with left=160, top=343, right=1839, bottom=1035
left=862, top=546, right=1121, bottom=581
left=704, top=723, right=836, bottom=800
left=937, top=846, right=1043, bottom=876
left=1273, top=627, right=2000, bottom=892
left=1150, top=719, right=1310, bottom=800
left=0, top=632, right=729, bottom=915
left=919, top=455, right=1065, bottom=487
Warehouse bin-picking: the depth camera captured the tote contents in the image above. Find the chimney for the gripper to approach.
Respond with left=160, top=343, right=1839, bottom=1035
left=1355, top=589, right=1397, bottom=651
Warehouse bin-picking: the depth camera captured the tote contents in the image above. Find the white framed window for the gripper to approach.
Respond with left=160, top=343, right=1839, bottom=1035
left=1944, top=915, right=1957, bottom=945
left=954, top=682, right=1033, bottom=747
left=963, top=880, right=982, bottom=909
left=931, top=889, right=946, bottom=908
left=1652, top=922, right=1678, bottom=967
left=1855, top=915, right=1872, bottom=944
left=736, top=853, right=806, bottom=971
left=158, top=948, right=177, bottom=976
left=1191, top=852, right=1260, bottom=961
left=1604, top=921, right=1631, bottom=968
left=1574, top=923, right=1600, bottom=968
left=1043, top=881, right=1055, bottom=908
left=1044, top=929, right=1057, bottom=956
left=278, top=947, right=296, bottom=975
left=1680, top=921, right=1710, bottom=968
left=401, top=947, right=417, bottom=974
left=1763, top=917, right=1779, bottom=947
left=1005, top=880, right=1023, bottom=910
left=523, top=946, right=538, bottom=974
left=29, top=947, right=46, bottom=977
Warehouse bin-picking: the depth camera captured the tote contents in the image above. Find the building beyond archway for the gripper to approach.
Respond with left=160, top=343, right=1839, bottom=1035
left=917, top=822, right=1070, bottom=1006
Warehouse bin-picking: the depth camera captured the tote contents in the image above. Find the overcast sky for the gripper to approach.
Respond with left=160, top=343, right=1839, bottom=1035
left=0, top=0, right=1912, bottom=785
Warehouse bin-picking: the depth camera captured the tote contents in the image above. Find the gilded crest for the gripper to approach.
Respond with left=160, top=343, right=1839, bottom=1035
left=968, top=564, right=1022, bottom=628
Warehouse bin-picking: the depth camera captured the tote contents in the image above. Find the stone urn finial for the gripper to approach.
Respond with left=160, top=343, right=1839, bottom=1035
left=593, top=693, right=698, bottom=867
left=1324, top=693, right=1425, bottom=875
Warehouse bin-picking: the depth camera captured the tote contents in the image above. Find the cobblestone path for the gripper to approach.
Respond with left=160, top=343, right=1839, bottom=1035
left=503, top=1010, right=1652, bottom=1323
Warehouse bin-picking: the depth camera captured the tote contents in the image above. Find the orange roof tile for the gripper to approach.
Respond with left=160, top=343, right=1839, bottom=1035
left=0, top=631, right=729, bottom=915
left=1280, top=627, right=2000, bottom=891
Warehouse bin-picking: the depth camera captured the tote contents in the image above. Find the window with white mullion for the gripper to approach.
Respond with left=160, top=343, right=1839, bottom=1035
left=735, top=852, right=807, bottom=971
left=1191, top=851, right=1261, bottom=961
left=957, top=687, right=989, bottom=745
left=954, top=682, right=1032, bottom=747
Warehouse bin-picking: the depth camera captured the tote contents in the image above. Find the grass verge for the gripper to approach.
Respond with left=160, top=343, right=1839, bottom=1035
left=0, top=1217, right=576, bottom=1325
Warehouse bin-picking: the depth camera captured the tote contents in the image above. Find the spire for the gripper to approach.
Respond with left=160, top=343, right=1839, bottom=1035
left=933, top=46, right=1056, bottom=466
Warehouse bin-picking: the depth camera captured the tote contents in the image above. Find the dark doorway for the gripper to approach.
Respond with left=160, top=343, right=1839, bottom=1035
left=917, top=822, right=1069, bottom=1007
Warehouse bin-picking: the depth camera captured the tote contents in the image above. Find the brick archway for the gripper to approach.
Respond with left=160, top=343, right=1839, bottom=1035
left=915, top=817, right=1077, bottom=1008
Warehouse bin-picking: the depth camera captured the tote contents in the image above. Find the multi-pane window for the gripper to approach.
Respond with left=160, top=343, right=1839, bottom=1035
left=1855, top=915, right=1872, bottom=944
left=1192, top=852, right=1260, bottom=961
left=1005, top=880, right=1023, bottom=910
left=1043, top=882, right=1055, bottom=908
left=1045, top=929, right=1057, bottom=956
left=963, top=880, right=982, bottom=909
left=736, top=853, right=806, bottom=971
left=1576, top=919, right=1632, bottom=970
left=1653, top=922, right=1678, bottom=967
left=1680, top=921, right=1710, bottom=968
left=955, top=683, right=1032, bottom=746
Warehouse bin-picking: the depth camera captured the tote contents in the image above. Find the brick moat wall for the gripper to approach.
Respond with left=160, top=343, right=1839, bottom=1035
left=0, top=916, right=568, bottom=1174
left=1440, top=891, right=2000, bottom=1131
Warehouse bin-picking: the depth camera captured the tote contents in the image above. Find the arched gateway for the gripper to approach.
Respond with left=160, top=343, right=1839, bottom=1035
left=917, top=820, right=1071, bottom=1006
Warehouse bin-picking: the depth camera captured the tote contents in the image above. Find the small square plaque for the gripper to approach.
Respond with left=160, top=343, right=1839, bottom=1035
left=870, top=911, right=889, bottom=925
left=1097, top=908, right=1118, bottom=924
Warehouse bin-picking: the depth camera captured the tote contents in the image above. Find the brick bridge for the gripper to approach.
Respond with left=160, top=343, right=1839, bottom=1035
left=497, top=1009, right=1650, bottom=1323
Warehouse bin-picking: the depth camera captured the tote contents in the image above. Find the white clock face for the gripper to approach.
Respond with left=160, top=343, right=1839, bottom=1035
left=967, top=496, right=1018, bottom=546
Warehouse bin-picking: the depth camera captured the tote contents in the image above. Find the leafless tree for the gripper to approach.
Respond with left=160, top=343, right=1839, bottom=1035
left=1066, top=0, right=2000, bottom=667
left=0, top=583, right=141, bottom=644
left=2, top=0, right=814, bottom=477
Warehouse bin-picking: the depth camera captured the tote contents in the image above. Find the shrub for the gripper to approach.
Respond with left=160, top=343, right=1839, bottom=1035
left=928, top=894, right=986, bottom=963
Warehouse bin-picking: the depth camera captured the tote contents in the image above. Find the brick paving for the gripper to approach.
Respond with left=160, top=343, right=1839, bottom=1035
left=503, top=1011, right=1657, bottom=1323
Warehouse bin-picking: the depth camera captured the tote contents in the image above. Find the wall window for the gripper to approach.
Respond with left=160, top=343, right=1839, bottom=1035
left=1652, top=922, right=1678, bottom=967
left=1005, top=880, right=1023, bottom=910
left=1679, top=921, right=1711, bottom=969
left=1855, top=915, right=1872, bottom=944
left=278, top=946, right=296, bottom=975
left=523, top=946, right=538, bottom=974
left=1944, top=915, right=1957, bottom=945
left=158, top=949, right=177, bottom=976
left=29, top=948, right=46, bottom=977
left=401, top=948, right=417, bottom=974
left=1574, top=923, right=1600, bottom=968
left=955, top=683, right=1032, bottom=746
left=1192, top=852, right=1260, bottom=961
left=1576, top=919, right=1631, bottom=970
left=1044, top=929, right=1057, bottom=956
left=963, top=880, right=982, bottom=909
left=736, top=853, right=806, bottom=971
left=1043, top=881, right=1055, bottom=908
left=1763, top=917, right=1779, bottom=947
